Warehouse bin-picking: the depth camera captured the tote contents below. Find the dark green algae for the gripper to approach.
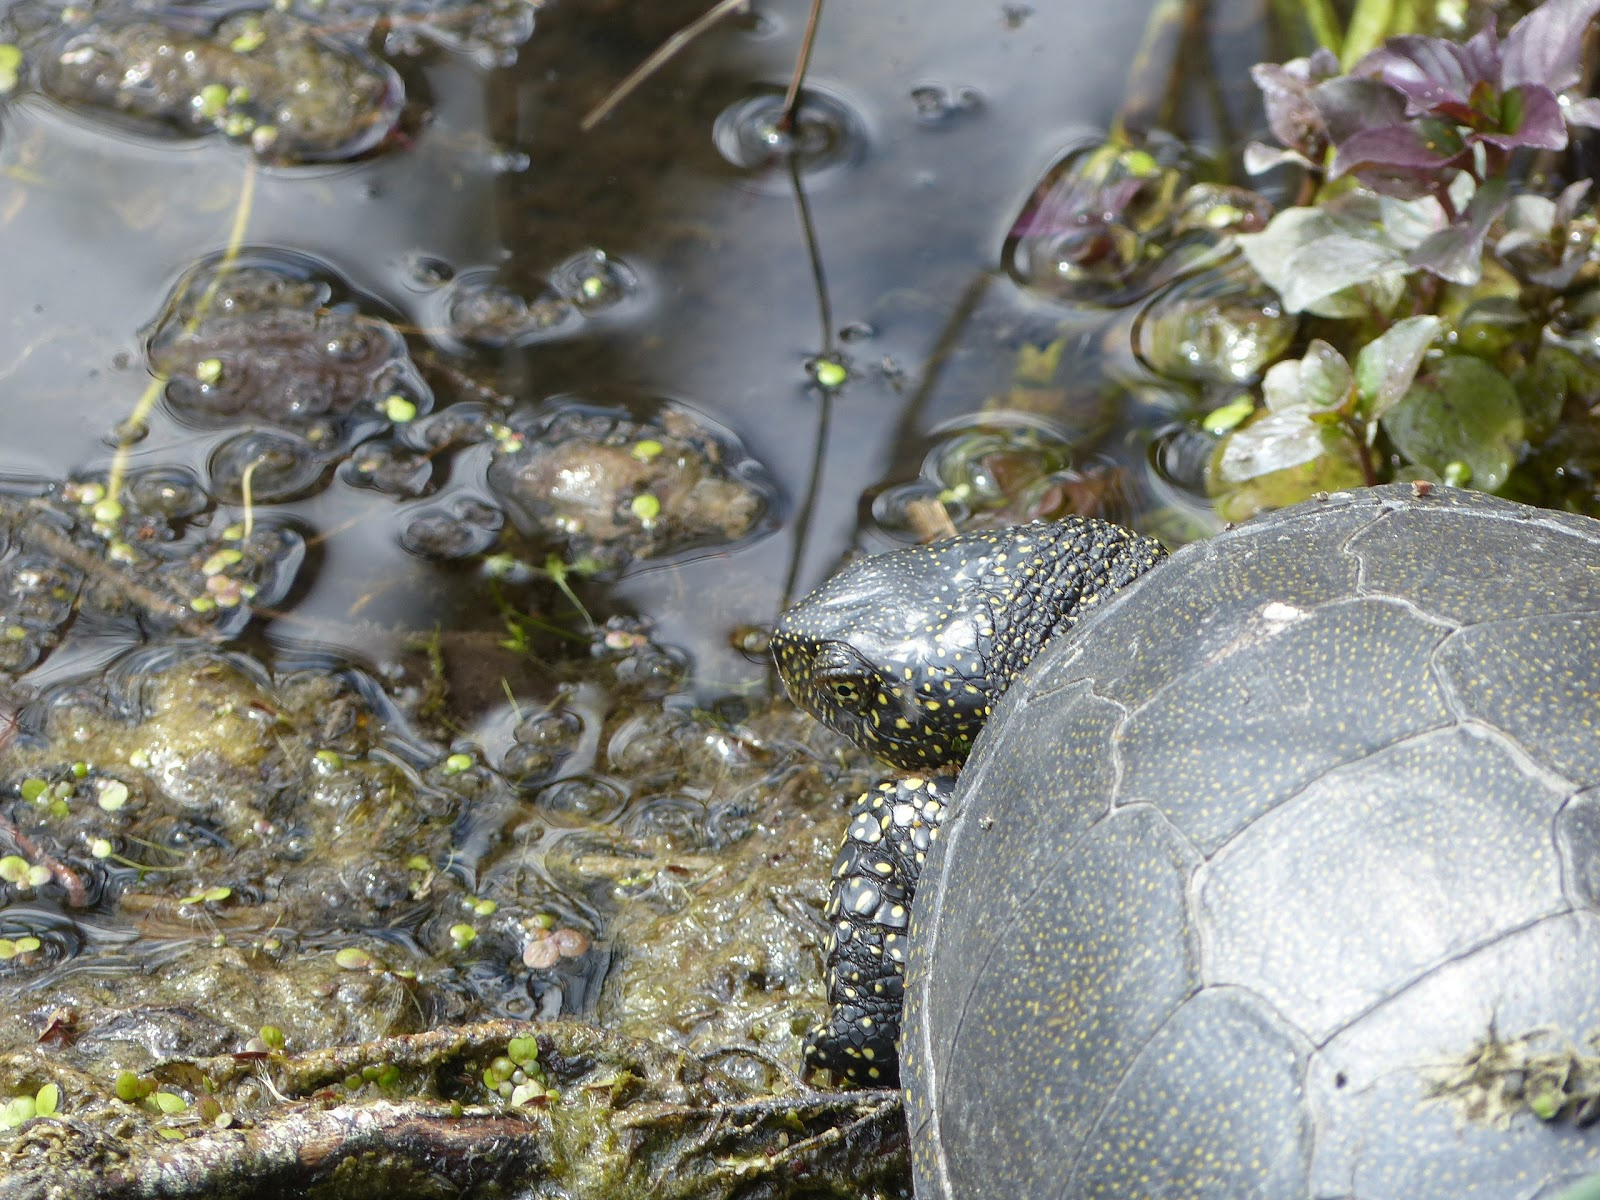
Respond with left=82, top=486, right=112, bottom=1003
left=0, top=627, right=897, bottom=1196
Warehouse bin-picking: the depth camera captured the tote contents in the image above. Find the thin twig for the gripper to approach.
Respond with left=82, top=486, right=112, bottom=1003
left=0, top=813, right=91, bottom=907
left=580, top=0, right=751, bottom=132
left=779, top=0, right=827, bottom=131
left=22, top=508, right=217, bottom=639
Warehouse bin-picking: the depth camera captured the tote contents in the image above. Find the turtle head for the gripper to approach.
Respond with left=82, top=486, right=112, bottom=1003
left=773, top=519, right=1166, bottom=771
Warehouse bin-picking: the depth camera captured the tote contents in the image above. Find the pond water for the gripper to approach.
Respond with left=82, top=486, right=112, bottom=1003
left=0, top=0, right=1267, bottom=709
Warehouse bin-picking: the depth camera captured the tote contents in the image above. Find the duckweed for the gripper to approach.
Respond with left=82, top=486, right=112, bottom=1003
left=382, top=395, right=418, bottom=423
left=114, top=1072, right=155, bottom=1103
left=814, top=360, right=848, bottom=389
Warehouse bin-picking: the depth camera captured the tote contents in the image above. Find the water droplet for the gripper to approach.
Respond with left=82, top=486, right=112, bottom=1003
left=208, top=430, right=327, bottom=504
left=536, top=777, right=628, bottom=824
left=549, top=248, right=639, bottom=314
left=909, top=84, right=982, bottom=126
left=711, top=86, right=866, bottom=192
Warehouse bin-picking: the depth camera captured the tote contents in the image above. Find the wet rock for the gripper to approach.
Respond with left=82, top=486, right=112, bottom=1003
left=442, top=272, right=574, bottom=348
left=872, top=415, right=1138, bottom=535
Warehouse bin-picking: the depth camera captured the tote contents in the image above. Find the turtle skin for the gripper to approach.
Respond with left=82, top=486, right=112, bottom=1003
left=899, top=485, right=1600, bottom=1200
left=774, top=517, right=1166, bottom=1082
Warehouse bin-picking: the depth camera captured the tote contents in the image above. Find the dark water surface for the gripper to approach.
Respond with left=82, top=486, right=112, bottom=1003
left=0, top=0, right=1268, bottom=706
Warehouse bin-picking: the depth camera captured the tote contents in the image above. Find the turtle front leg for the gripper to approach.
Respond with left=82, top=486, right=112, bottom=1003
left=805, top=773, right=954, bottom=1086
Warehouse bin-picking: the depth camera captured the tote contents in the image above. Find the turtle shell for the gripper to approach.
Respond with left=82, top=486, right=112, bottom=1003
left=903, top=484, right=1600, bottom=1200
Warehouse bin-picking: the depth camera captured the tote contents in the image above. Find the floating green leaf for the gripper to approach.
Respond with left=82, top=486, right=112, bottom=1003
left=1202, top=395, right=1257, bottom=434
left=1236, top=200, right=1408, bottom=317
left=0, top=45, right=20, bottom=95
left=1381, top=354, right=1525, bottom=491
left=1354, top=315, right=1441, bottom=424
left=1207, top=407, right=1367, bottom=522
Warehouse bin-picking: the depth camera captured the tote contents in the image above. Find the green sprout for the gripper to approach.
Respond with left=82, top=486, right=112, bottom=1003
left=177, top=885, right=232, bottom=906
left=0, top=45, right=22, bottom=95
left=813, top=359, right=848, bottom=389
left=382, top=395, right=418, bottom=423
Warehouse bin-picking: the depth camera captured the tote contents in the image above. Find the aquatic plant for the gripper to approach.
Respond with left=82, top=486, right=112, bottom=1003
left=1200, top=0, right=1600, bottom=519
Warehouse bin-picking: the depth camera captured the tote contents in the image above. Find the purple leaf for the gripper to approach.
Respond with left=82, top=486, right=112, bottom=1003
left=1331, top=119, right=1466, bottom=177
left=1310, top=77, right=1408, bottom=143
left=1353, top=35, right=1498, bottom=116
left=1556, top=178, right=1594, bottom=222
left=1406, top=177, right=1508, bottom=283
left=1251, top=61, right=1329, bottom=154
left=1475, top=85, right=1568, bottom=150
left=1461, top=21, right=1505, bottom=83
left=1502, top=0, right=1600, bottom=91
left=1306, top=47, right=1341, bottom=78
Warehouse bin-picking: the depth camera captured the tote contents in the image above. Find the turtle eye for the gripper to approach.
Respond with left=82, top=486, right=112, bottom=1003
left=830, top=679, right=862, bottom=705
left=809, top=642, right=878, bottom=714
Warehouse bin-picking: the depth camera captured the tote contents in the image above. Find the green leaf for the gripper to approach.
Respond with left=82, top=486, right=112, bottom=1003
left=1381, top=355, right=1525, bottom=491
left=1202, top=395, right=1257, bottom=434
left=1299, top=0, right=1345, bottom=57
left=153, top=1091, right=188, bottom=1114
left=1515, top=344, right=1600, bottom=442
left=33, top=1083, right=58, bottom=1117
left=1237, top=203, right=1409, bottom=316
left=1298, top=341, right=1356, bottom=411
left=1354, top=315, right=1441, bottom=423
left=0, top=1096, right=35, bottom=1130
left=1207, top=405, right=1368, bottom=522
left=1261, top=342, right=1354, bottom=414
left=1342, top=0, right=1395, bottom=66
left=0, top=45, right=20, bottom=95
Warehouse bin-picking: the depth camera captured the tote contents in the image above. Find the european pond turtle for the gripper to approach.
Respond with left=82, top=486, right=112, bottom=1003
left=774, top=482, right=1600, bottom=1200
